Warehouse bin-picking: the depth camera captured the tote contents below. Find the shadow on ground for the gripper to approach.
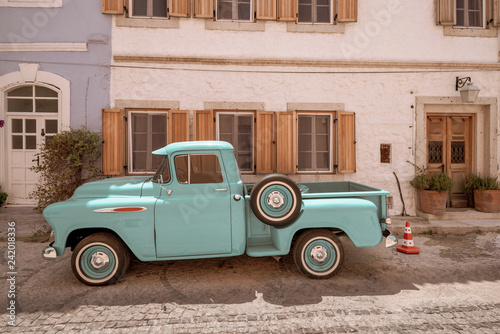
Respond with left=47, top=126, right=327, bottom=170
left=4, top=233, right=500, bottom=313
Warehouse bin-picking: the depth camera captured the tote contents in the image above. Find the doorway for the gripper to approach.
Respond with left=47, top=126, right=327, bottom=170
left=426, top=115, right=474, bottom=208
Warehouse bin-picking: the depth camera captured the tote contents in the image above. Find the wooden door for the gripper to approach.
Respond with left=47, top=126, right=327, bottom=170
left=426, top=115, right=473, bottom=208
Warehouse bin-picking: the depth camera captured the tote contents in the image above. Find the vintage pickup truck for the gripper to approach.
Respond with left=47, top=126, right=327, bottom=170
left=43, top=141, right=396, bottom=286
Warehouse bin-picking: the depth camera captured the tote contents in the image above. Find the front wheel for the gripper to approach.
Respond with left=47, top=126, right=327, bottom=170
left=293, top=229, right=344, bottom=279
left=71, top=233, right=130, bottom=286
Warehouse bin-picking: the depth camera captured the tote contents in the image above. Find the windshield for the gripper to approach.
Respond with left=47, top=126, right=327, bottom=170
left=152, top=156, right=170, bottom=183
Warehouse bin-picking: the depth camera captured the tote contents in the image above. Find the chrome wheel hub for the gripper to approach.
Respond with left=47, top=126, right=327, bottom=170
left=267, top=191, right=285, bottom=208
left=310, top=245, right=328, bottom=263
left=91, top=252, right=110, bottom=269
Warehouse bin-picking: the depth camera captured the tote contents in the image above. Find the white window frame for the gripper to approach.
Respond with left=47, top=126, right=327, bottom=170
left=129, top=0, right=169, bottom=19
left=216, top=0, right=253, bottom=22
left=297, top=0, right=333, bottom=25
left=0, top=0, right=62, bottom=8
left=127, top=110, right=169, bottom=174
left=296, top=113, right=333, bottom=173
left=216, top=111, right=254, bottom=173
left=455, top=0, right=485, bottom=28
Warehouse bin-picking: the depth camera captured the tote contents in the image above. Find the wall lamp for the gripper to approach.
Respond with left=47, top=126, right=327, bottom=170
left=456, top=76, right=480, bottom=103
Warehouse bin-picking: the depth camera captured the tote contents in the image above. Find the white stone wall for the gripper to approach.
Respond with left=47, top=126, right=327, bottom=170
left=110, top=0, right=500, bottom=216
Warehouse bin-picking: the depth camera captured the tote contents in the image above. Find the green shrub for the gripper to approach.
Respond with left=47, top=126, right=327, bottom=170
left=465, top=174, right=499, bottom=195
left=30, top=127, right=101, bottom=210
left=0, top=186, right=7, bottom=207
left=408, top=161, right=454, bottom=193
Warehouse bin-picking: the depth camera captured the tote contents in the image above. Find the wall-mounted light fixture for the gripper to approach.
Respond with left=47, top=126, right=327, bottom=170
left=456, top=76, right=480, bottom=103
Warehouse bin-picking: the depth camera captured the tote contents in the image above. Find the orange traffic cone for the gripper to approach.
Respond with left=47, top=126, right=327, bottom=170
left=397, top=222, right=420, bottom=254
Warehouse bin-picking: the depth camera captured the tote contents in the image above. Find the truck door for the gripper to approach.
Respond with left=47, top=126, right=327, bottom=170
left=155, top=152, right=232, bottom=257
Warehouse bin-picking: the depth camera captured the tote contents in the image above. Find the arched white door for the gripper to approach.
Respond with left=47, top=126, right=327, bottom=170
left=5, top=85, right=60, bottom=204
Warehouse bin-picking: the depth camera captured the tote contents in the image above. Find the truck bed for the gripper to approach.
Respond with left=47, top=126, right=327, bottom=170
left=244, top=181, right=389, bottom=198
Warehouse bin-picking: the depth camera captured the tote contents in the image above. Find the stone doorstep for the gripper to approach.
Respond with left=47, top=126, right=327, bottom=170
left=390, top=210, right=500, bottom=236
left=416, top=208, right=500, bottom=221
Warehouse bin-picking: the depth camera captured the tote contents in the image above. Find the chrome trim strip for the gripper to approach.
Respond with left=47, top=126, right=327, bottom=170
left=93, top=207, right=148, bottom=213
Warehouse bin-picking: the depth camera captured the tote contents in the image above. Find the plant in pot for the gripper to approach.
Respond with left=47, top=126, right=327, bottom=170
left=464, top=174, right=500, bottom=213
left=408, top=163, right=454, bottom=215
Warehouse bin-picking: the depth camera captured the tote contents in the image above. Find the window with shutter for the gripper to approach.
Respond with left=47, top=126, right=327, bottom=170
left=129, top=0, right=169, bottom=18
left=216, top=112, right=254, bottom=172
left=101, top=109, right=124, bottom=175
left=194, top=0, right=214, bottom=18
left=103, top=0, right=124, bottom=14
left=217, top=0, right=253, bottom=21
left=128, top=111, right=168, bottom=173
left=297, top=113, right=332, bottom=172
left=456, top=0, right=483, bottom=27
left=298, top=0, right=332, bottom=24
left=337, top=111, right=356, bottom=174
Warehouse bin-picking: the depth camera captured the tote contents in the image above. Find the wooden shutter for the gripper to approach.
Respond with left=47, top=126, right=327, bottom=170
left=194, top=110, right=215, bottom=140
left=276, top=112, right=296, bottom=174
left=277, top=0, right=296, bottom=21
left=102, top=109, right=124, bottom=175
left=337, top=0, right=357, bottom=22
left=102, top=0, right=123, bottom=14
left=337, top=112, right=356, bottom=174
left=193, top=0, right=214, bottom=18
left=257, top=0, right=277, bottom=20
left=256, top=111, right=275, bottom=174
left=487, top=0, right=500, bottom=27
left=436, top=0, right=456, bottom=25
left=168, top=110, right=189, bottom=143
left=170, top=0, right=190, bottom=17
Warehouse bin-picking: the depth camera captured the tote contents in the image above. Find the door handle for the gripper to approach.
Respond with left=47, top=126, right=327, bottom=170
left=214, top=188, right=227, bottom=192
left=32, top=156, right=40, bottom=166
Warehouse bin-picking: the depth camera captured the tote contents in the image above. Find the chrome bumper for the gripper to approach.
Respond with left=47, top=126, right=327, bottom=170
left=43, top=246, right=57, bottom=259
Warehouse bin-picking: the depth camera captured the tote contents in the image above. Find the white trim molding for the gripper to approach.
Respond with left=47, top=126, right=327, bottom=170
left=0, top=0, right=62, bottom=7
left=0, top=43, right=88, bottom=52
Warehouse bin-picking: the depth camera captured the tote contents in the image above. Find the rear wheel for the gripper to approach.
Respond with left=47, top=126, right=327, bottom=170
left=71, top=233, right=130, bottom=286
left=293, top=229, right=344, bottom=279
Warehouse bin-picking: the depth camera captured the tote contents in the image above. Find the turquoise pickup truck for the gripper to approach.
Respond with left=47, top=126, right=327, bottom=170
left=43, top=141, right=396, bottom=286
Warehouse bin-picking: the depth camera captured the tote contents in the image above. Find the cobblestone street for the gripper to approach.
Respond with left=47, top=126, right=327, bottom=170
left=2, top=232, right=500, bottom=333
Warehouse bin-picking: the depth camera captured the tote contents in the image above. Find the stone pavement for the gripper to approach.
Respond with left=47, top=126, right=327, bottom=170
left=1, top=205, right=500, bottom=242
left=2, top=300, right=500, bottom=333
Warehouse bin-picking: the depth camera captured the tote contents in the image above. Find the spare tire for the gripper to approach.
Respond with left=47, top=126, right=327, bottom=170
left=250, top=174, right=302, bottom=228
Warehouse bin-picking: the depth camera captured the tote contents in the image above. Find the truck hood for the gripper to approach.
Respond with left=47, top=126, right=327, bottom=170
left=72, top=176, right=151, bottom=199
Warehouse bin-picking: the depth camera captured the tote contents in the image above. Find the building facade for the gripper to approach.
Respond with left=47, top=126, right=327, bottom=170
left=103, top=0, right=500, bottom=216
left=0, top=0, right=112, bottom=204
left=2, top=0, right=499, bottom=216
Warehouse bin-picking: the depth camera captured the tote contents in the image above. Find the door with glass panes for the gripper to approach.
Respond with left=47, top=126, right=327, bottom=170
left=427, top=115, right=474, bottom=208
left=5, top=85, right=59, bottom=204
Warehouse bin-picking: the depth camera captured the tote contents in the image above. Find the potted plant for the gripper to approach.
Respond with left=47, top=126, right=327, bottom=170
left=464, top=174, right=500, bottom=213
left=409, top=163, right=454, bottom=215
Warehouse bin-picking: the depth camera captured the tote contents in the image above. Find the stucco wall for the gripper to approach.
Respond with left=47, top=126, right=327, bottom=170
left=110, top=0, right=500, bottom=216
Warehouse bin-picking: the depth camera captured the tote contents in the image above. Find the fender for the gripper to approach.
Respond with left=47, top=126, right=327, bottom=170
left=270, top=197, right=383, bottom=251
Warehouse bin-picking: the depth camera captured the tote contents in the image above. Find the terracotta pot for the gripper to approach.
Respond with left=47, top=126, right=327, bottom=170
left=473, top=189, right=500, bottom=213
left=418, top=190, right=448, bottom=215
